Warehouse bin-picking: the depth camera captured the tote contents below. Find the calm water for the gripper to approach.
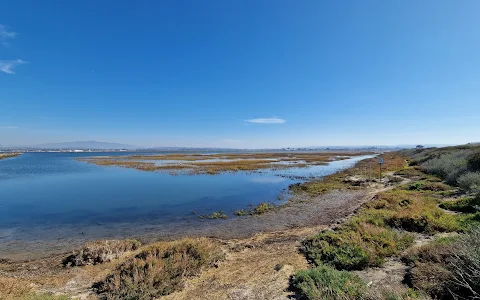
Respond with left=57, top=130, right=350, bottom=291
left=0, top=153, right=373, bottom=242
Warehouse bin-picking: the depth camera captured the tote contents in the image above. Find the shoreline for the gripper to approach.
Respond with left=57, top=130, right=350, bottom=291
left=0, top=154, right=377, bottom=262
left=0, top=189, right=371, bottom=262
left=0, top=153, right=403, bottom=300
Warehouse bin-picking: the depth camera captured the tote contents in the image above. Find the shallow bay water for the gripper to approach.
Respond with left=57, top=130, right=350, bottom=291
left=0, top=152, right=373, bottom=244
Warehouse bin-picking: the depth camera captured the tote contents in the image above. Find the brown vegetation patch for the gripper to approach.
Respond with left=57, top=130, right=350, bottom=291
left=63, top=239, right=141, bottom=267
left=80, top=151, right=373, bottom=175
left=0, top=153, right=22, bottom=160
left=94, top=238, right=224, bottom=299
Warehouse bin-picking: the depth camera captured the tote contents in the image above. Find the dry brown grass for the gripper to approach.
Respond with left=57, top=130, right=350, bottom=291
left=0, top=276, right=71, bottom=300
left=0, top=276, right=34, bottom=299
left=63, top=239, right=141, bottom=267
left=94, top=238, right=224, bottom=299
left=0, top=153, right=22, bottom=160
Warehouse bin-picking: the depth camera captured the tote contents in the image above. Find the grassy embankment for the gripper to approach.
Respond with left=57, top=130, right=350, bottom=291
left=79, top=152, right=372, bottom=175
left=0, top=153, right=22, bottom=160
left=291, top=144, right=480, bottom=300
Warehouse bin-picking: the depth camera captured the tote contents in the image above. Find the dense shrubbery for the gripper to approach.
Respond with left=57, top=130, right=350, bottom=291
left=440, top=194, right=480, bottom=213
left=421, top=150, right=470, bottom=185
left=404, top=180, right=451, bottom=192
left=404, top=227, right=480, bottom=299
left=94, top=238, right=224, bottom=299
left=361, top=189, right=461, bottom=233
left=292, top=264, right=365, bottom=300
left=295, top=147, right=480, bottom=300
left=457, top=171, right=480, bottom=193
left=302, top=224, right=413, bottom=270
left=468, top=151, right=480, bottom=172
left=301, top=187, right=460, bottom=273
left=402, top=145, right=480, bottom=192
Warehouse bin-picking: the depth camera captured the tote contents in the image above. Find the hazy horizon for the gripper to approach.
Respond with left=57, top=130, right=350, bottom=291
left=1, top=1, right=479, bottom=148
left=1, top=140, right=458, bottom=150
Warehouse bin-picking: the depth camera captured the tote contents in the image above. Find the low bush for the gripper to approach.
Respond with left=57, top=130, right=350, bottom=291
left=208, top=210, right=228, bottom=219
left=235, top=209, right=247, bottom=216
left=394, top=167, right=431, bottom=180
left=404, top=181, right=451, bottom=192
left=457, top=171, right=480, bottom=194
left=302, top=224, right=413, bottom=270
left=403, top=227, right=480, bottom=299
left=292, top=264, right=365, bottom=300
left=250, top=202, right=276, bottom=215
left=363, top=190, right=461, bottom=233
left=94, top=238, right=224, bottom=299
left=63, top=239, right=141, bottom=267
left=420, top=150, right=472, bottom=185
left=448, top=226, right=480, bottom=299
left=408, top=262, right=453, bottom=299
left=468, top=151, right=480, bottom=172
left=440, top=195, right=480, bottom=213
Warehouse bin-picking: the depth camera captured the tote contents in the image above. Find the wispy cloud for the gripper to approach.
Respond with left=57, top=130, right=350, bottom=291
left=245, top=117, right=286, bottom=124
left=0, top=59, right=26, bottom=74
left=0, top=126, right=18, bottom=129
left=0, top=24, right=16, bottom=45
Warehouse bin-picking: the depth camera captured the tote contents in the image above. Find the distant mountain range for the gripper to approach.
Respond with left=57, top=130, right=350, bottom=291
left=30, top=141, right=137, bottom=149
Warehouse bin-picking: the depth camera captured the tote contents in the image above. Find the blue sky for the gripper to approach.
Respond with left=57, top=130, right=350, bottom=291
left=1, top=1, right=479, bottom=148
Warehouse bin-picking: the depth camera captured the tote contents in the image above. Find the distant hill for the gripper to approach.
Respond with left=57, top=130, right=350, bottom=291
left=31, top=141, right=137, bottom=149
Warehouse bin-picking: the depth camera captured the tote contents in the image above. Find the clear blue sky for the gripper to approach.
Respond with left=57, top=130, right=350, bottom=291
left=1, top=1, right=479, bottom=148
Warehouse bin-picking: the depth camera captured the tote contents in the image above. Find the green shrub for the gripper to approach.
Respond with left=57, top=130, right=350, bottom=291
left=250, top=202, right=276, bottom=215
left=394, top=168, right=425, bottom=179
left=405, top=181, right=451, bottom=192
left=421, top=150, right=471, bottom=185
left=302, top=225, right=413, bottom=270
left=208, top=210, right=228, bottom=219
left=468, top=151, right=480, bottom=172
left=94, top=238, right=224, bottom=299
left=292, top=264, right=365, bottom=300
left=457, top=172, right=480, bottom=194
left=364, top=190, right=461, bottom=234
left=440, top=195, right=480, bottom=213
left=235, top=209, right=247, bottom=216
